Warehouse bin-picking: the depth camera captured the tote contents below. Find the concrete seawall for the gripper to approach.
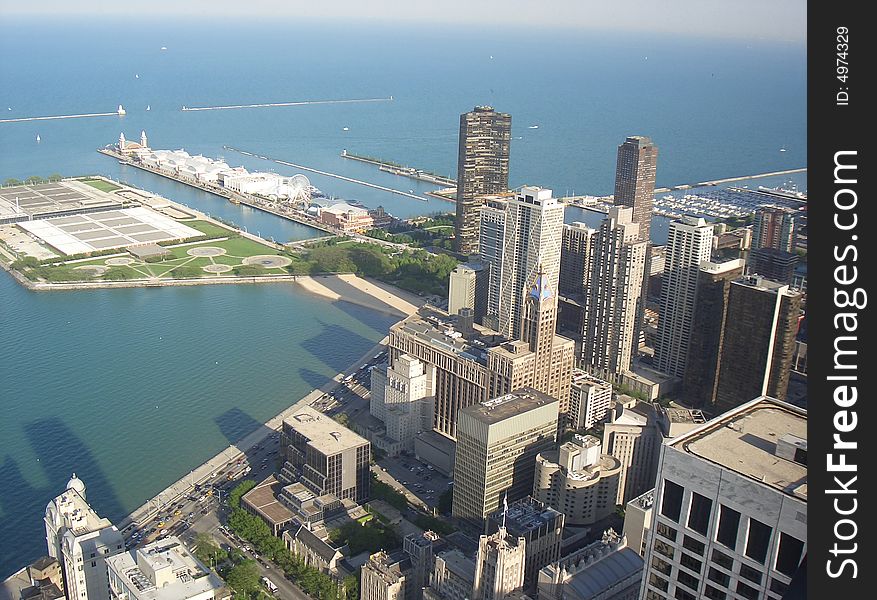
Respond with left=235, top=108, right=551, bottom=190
left=117, top=336, right=390, bottom=531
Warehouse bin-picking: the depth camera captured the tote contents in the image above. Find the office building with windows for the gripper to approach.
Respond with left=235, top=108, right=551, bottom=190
left=44, top=474, right=125, bottom=600
left=711, top=277, right=803, bottom=415
left=486, top=497, right=563, bottom=592
left=654, top=217, right=714, bottom=379
left=638, top=397, right=806, bottom=600
left=452, top=389, right=559, bottom=526
left=279, top=406, right=371, bottom=503
left=106, top=536, right=226, bottom=600
left=614, top=136, right=658, bottom=244
left=533, top=435, right=621, bottom=526
left=581, top=207, right=648, bottom=378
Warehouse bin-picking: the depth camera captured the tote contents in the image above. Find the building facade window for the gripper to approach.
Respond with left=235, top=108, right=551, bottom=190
left=661, top=480, right=684, bottom=522
left=680, top=553, right=703, bottom=574
left=649, top=572, right=670, bottom=592
left=657, top=521, right=678, bottom=541
left=711, top=548, right=734, bottom=570
left=687, top=492, right=712, bottom=535
left=682, top=535, right=705, bottom=556
left=676, top=570, right=700, bottom=592
left=716, top=505, right=741, bottom=550
left=745, top=518, right=773, bottom=564
left=654, top=539, right=676, bottom=560
left=736, top=581, right=760, bottom=600
left=770, top=578, right=789, bottom=595
left=651, top=556, right=672, bottom=576
left=775, top=532, right=805, bottom=576
left=739, top=563, right=763, bottom=585
left=704, top=585, right=727, bottom=600
left=707, top=567, right=730, bottom=588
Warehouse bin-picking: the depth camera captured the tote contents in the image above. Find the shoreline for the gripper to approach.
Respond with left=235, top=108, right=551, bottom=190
left=116, top=335, right=395, bottom=533
left=113, top=277, right=422, bottom=531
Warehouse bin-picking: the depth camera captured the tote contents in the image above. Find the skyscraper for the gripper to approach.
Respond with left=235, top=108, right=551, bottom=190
left=752, top=206, right=798, bottom=253
left=279, top=406, right=371, bottom=503
left=448, top=262, right=488, bottom=320
left=492, top=187, right=565, bottom=341
left=638, top=397, right=806, bottom=600
left=515, top=266, right=574, bottom=423
left=581, top=207, right=648, bottom=378
left=654, top=217, right=714, bottom=378
left=680, top=259, right=746, bottom=407
left=614, top=136, right=658, bottom=244
left=386, top=306, right=572, bottom=443
left=486, top=497, right=564, bottom=593
left=711, top=276, right=803, bottom=415
left=452, top=389, right=559, bottom=526
left=455, top=106, right=511, bottom=256
left=479, top=197, right=509, bottom=330
left=361, top=551, right=414, bottom=600
left=559, top=222, right=596, bottom=297
left=533, top=435, right=622, bottom=526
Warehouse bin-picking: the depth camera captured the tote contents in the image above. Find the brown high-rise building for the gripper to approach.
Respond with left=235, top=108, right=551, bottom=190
left=614, top=136, right=658, bottom=244
left=681, top=259, right=746, bottom=407
left=711, top=276, right=803, bottom=415
left=752, top=206, right=798, bottom=252
left=455, top=106, right=511, bottom=256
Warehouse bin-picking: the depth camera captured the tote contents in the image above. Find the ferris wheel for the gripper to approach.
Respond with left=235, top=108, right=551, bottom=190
left=286, top=174, right=312, bottom=207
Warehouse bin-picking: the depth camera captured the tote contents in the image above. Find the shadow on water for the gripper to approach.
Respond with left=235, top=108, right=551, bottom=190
left=214, top=407, right=277, bottom=474
left=0, top=418, right=125, bottom=579
left=298, top=367, right=334, bottom=391
left=300, top=320, right=379, bottom=373
left=330, top=296, right=402, bottom=337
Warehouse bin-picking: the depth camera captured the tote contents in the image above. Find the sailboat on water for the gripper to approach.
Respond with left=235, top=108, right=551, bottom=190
left=146, top=105, right=151, bottom=111
left=36, top=134, right=41, bottom=143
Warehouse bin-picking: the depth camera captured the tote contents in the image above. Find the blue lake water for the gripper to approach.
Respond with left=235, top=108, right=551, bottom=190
left=0, top=17, right=805, bottom=575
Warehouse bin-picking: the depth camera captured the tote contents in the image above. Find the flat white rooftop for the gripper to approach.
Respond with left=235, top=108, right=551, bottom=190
left=19, top=207, right=201, bottom=255
left=106, top=536, right=224, bottom=600
left=285, top=405, right=369, bottom=455
left=669, top=397, right=807, bottom=499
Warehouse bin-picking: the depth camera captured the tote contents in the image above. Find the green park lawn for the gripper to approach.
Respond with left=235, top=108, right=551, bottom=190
left=30, top=231, right=293, bottom=282
left=80, top=178, right=122, bottom=193
left=184, top=220, right=234, bottom=238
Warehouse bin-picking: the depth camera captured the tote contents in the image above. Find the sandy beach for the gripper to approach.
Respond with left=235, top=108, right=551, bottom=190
left=295, top=273, right=423, bottom=317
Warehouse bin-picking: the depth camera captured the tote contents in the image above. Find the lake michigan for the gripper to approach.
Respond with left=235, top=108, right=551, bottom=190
left=0, top=17, right=805, bottom=574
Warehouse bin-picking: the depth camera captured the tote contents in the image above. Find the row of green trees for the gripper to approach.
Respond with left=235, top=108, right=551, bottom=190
left=289, top=242, right=458, bottom=296
left=2, top=174, right=63, bottom=186
left=225, top=481, right=358, bottom=600
left=368, top=474, right=408, bottom=512
left=327, top=519, right=400, bottom=555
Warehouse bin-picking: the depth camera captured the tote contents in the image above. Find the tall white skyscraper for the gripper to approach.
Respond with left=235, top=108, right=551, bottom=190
left=654, top=217, right=714, bottom=378
left=382, top=354, right=433, bottom=452
left=480, top=187, right=564, bottom=340
left=45, top=474, right=125, bottom=600
left=498, top=187, right=564, bottom=340
left=581, top=207, right=648, bottom=377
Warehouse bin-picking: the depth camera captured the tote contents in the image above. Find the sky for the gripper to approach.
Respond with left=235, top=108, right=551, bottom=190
left=0, top=0, right=806, bottom=43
